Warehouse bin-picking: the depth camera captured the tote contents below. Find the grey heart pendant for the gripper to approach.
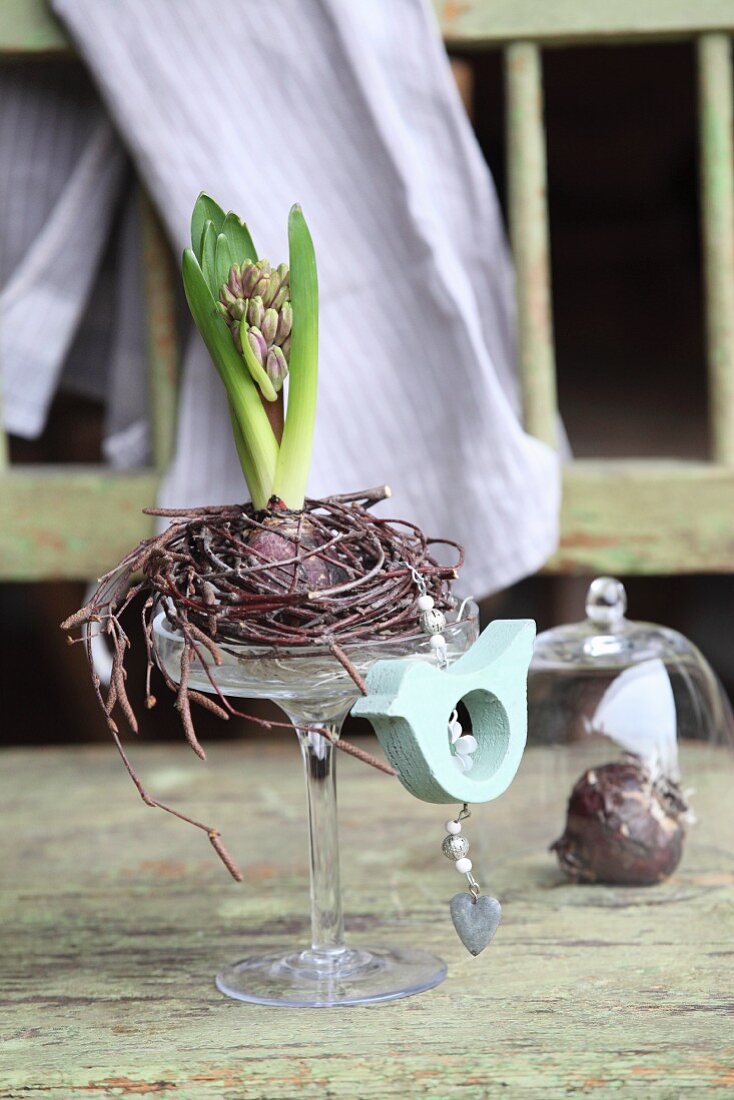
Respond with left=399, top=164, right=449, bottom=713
left=450, top=892, right=502, bottom=956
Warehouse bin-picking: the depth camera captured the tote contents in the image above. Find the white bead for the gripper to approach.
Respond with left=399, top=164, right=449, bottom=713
left=449, top=719, right=463, bottom=743
left=417, top=594, right=435, bottom=611
left=456, top=734, right=478, bottom=756
left=445, top=820, right=461, bottom=834
left=455, top=857, right=473, bottom=874
left=429, top=634, right=446, bottom=650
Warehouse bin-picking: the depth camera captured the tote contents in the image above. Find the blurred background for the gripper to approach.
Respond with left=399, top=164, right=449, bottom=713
left=2, top=9, right=733, bottom=745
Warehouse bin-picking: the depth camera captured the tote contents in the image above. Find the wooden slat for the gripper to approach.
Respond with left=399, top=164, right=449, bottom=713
left=4, top=0, right=734, bottom=55
left=0, top=469, right=158, bottom=580
left=697, top=33, right=734, bottom=465
left=3, top=461, right=730, bottom=580
left=436, top=0, right=734, bottom=48
left=0, top=0, right=71, bottom=55
left=140, top=196, right=179, bottom=473
left=505, top=42, right=558, bottom=447
left=551, top=459, right=734, bottom=573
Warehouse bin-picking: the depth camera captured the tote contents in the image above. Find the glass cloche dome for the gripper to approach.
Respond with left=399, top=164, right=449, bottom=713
left=527, top=577, right=734, bottom=885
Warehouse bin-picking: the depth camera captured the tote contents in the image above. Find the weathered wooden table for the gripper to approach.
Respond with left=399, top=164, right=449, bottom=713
left=2, top=742, right=733, bottom=1098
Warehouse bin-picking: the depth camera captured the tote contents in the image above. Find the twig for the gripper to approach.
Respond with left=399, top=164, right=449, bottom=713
left=318, top=485, right=391, bottom=507
left=176, top=641, right=206, bottom=759
left=327, top=641, right=368, bottom=695
left=334, top=738, right=396, bottom=776
left=62, top=490, right=462, bottom=881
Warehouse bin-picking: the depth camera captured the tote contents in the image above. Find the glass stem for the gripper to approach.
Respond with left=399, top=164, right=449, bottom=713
left=296, top=723, right=346, bottom=959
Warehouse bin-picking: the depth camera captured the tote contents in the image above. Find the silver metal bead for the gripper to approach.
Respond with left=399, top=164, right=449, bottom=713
left=442, top=833, right=470, bottom=861
left=421, top=607, right=447, bottom=635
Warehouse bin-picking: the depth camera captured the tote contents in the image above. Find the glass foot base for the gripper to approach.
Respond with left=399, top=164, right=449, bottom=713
left=215, top=944, right=447, bottom=1007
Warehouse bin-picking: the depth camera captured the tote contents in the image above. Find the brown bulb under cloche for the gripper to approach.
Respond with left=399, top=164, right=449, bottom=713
left=551, top=756, right=690, bottom=885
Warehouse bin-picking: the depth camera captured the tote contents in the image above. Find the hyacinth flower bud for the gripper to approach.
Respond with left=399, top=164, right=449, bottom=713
left=247, top=295, right=264, bottom=328
left=261, top=307, right=279, bottom=344
left=251, top=272, right=271, bottom=299
left=262, top=271, right=283, bottom=308
left=247, top=326, right=268, bottom=366
left=227, top=264, right=243, bottom=298
left=275, top=300, right=292, bottom=345
left=229, top=297, right=247, bottom=321
left=240, top=262, right=261, bottom=297
left=270, top=285, right=289, bottom=311
left=232, top=323, right=243, bottom=354
left=280, top=334, right=291, bottom=360
left=220, top=284, right=237, bottom=308
left=265, top=346, right=288, bottom=392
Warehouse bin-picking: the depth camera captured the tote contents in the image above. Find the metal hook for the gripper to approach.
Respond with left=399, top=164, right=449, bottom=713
left=406, top=563, right=428, bottom=596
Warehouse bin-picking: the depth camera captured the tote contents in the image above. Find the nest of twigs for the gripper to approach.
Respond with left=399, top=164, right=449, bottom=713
left=62, top=486, right=463, bottom=879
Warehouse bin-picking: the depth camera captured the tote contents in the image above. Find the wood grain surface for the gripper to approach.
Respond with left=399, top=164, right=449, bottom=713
left=1, top=741, right=733, bottom=1098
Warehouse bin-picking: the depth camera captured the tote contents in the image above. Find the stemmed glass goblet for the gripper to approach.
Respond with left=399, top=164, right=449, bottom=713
left=153, top=603, right=479, bottom=1007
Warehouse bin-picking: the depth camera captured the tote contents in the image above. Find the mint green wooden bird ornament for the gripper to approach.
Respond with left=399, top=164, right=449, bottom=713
left=352, top=618, right=535, bottom=956
left=352, top=619, right=535, bottom=804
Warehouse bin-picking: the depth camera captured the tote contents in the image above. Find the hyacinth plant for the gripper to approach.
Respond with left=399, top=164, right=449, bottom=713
left=62, top=192, right=463, bottom=879
left=182, top=193, right=317, bottom=512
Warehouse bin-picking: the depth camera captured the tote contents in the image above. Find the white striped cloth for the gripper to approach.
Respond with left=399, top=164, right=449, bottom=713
left=5, top=0, right=560, bottom=595
left=0, top=61, right=149, bottom=463
left=0, top=62, right=125, bottom=437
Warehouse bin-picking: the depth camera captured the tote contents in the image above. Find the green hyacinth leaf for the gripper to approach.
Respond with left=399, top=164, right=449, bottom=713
left=239, top=318, right=278, bottom=402
left=200, top=221, right=218, bottom=297
left=182, top=248, right=277, bottom=508
left=222, top=212, right=258, bottom=266
left=227, top=398, right=261, bottom=501
left=214, top=233, right=234, bottom=293
left=191, top=193, right=226, bottom=261
left=272, top=204, right=318, bottom=509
